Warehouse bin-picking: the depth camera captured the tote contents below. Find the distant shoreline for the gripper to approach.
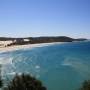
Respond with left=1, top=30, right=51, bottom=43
left=0, top=42, right=65, bottom=53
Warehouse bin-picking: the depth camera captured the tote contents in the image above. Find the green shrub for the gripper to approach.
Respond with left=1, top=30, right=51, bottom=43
left=4, top=74, right=46, bottom=90
left=0, top=79, right=3, bottom=88
left=79, top=80, right=90, bottom=90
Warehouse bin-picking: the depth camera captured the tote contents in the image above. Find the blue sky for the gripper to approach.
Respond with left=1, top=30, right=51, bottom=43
left=0, top=0, right=90, bottom=38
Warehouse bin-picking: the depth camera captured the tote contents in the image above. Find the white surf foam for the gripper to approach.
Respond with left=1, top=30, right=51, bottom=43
left=35, top=65, right=40, bottom=69
left=0, top=57, right=13, bottom=65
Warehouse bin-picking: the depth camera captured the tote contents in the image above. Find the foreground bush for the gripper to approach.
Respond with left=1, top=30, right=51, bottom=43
left=0, top=64, right=3, bottom=88
left=79, top=80, right=90, bottom=90
left=4, top=74, right=46, bottom=90
left=0, top=79, right=3, bottom=88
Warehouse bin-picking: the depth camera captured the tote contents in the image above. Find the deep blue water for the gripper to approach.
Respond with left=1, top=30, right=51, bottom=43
left=0, top=41, right=90, bottom=90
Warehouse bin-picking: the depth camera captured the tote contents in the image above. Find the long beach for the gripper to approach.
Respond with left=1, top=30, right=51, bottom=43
left=0, top=42, right=65, bottom=53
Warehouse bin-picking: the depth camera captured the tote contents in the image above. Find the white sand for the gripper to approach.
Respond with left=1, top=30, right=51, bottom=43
left=0, top=42, right=65, bottom=53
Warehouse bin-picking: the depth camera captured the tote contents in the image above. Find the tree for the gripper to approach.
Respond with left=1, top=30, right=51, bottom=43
left=4, top=74, right=46, bottom=90
left=0, top=64, right=3, bottom=88
left=0, top=79, right=3, bottom=88
left=79, top=80, right=90, bottom=90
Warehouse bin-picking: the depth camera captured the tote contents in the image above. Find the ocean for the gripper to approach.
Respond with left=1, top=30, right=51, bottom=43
left=0, top=41, right=90, bottom=90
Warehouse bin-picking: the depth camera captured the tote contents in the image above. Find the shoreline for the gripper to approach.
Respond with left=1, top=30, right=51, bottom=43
left=0, top=42, right=66, bottom=53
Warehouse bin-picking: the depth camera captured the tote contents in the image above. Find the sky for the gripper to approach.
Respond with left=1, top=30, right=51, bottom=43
left=0, top=0, right=90, bottom=39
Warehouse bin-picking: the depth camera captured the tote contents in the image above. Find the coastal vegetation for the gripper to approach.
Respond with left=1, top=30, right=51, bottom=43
left=79, top=80, right=90, bottom=90
left=0, top=79, right=3, bottom=88
left=3, top=74, right=46, bottom=90
left=0, top=64, right=3, bottom=88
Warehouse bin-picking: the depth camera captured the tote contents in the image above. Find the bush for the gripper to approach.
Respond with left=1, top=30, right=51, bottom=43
left=0, top=79, right=3, bottom=88
left=4, top=74, right=46, bottom=90
left=0, top=64, right=3, bottom=88
left=79, top=80, right=90, bottom=90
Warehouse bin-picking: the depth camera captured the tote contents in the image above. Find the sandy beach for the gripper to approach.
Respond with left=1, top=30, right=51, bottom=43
left=0, top=42, right=65, bottom=53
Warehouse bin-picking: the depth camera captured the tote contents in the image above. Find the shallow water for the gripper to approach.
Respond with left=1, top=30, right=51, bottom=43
left=0, top=41, right=90, bottom=90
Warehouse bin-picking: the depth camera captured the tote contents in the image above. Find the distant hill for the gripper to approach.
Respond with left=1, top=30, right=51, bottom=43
left=0, top=36, right=87, bottom=46
left=30, top=36, right=74, bottom=44
left=74, top=38, right=87, bottom=41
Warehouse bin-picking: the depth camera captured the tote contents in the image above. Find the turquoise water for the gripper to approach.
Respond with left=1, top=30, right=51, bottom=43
left=0, top=41, right=90, bottom=90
